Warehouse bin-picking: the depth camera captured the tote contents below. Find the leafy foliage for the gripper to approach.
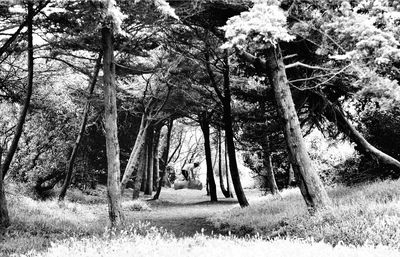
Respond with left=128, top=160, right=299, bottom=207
left=222, top=0, right=294, bottom=49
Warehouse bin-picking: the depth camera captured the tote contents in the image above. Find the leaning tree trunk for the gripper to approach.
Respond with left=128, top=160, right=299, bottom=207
left=326, top=103, right=400, bottom=170
left=58, top=54, right=102, bottom=202
left=102, top=25, right=124, bottom=227
left=200, top=114, right=217, bottom=202
left=2, top=2, right=35, bottom=180
left=264, top=45, right=331, bottom=212
left=218, top=130, right=230, bottom=198
left=0, top=147, right=10, bottom=228
left=222, top=57, right=249, bottom=207
left=144, top=125, right=154, bottom=195
left=153, top=119, right=173, bottom=200
left=120, top=114, right=148, bottom=194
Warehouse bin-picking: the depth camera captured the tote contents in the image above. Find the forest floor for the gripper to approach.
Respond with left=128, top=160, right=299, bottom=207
left=2, top=181, right=400, bottom=257
left=123, top=187, right=248, bottom=237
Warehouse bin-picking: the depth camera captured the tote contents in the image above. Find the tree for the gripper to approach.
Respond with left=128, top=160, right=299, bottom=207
left=58, top=53, right=102, bottom=202
left=2, top=1, right=37, bottom=179
left=101, top=0, right=125, bottom=227
left=1, top=1, right=36, bottom=228
left=0, top=146, right=9, bottom=228
left=199, top=111, right=217, bottom=202
left=223, top=1, right=331, bottom=211
left=217, top=129, right=231, bottom=198
left=153, top=119, right=173, bottom=200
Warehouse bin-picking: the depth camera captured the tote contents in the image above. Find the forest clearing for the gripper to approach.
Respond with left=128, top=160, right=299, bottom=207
left=2, top=0, right=400, bottom=256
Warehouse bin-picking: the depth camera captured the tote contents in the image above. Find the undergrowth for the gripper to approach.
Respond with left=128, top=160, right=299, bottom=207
left=9, top=223, right=400, bottom=257
left=211, top=179, right=400, bottom=249
left=2, top=180, right=400, bottom=256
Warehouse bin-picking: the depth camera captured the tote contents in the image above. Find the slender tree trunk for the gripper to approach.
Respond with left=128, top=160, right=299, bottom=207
left=263, top=148, right=279, bottom=195
left=152, top=125, right=162, bottom=191
left=58, top=54, right=102, bottom=202
left=206, top=176, right=210, bottom=196
left=200, top=114, right=217, bottom=202
left=144, top=125, right=154, bottom=195
left=120, top=114, right=148, bottom=194
left=153, top=119, right=173, bottom=200
left=264, top=45, right=331, bottom=212
left=224, top=137, right=233, bottom=197
left=132, top=147, right=147, bottom=199
left=102, top=25, right=124, bottom=227
left=2, top=2, right=35, bottom=179
left=141, top=140, right=148, bottom=192
left=222, top=57, right=249, bottom=207
left=0, top=147, right=10, bottom=228
left=218, top=130, right=230, bottom=198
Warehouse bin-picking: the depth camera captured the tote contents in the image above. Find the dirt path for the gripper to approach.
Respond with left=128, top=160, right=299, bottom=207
left=124, top=188, right=242, bottom=237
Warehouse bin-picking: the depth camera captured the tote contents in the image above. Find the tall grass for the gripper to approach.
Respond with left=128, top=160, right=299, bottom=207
left=3, top=180, right=400, bottom=256
left=211, top=179, right=400, bottom=249
left=10, top=224, right=400, bottom=257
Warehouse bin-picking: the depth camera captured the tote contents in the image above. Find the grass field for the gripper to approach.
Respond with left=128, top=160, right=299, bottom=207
left=1, top=180, right=400, bottom=257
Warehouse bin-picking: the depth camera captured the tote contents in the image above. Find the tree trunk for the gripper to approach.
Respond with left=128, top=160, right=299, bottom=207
left=224, top=137, right=233, bottom=198
left=288, top=163, right=296, bottom=186
left=153, top=119, right=173, bottom=200
left=120, top=114, right=148, bottom=194
left=58, top=54, right=102, bottom=202
left=102, top=25, right=124, bottom=227
left=263, top=149, right=279, bottom=195
left=218, top=130, right=230, bottom=198
left=132, top=147, right=147, bottom=199
left=222, top=56, right=249, bottom=207
left=264, top=45, right=331, bottom=212
left=200, top=114, right=217, bottom=202
left=326, top=103, right=400, bottom=170
left=144, top=125, right=154, bottom=195
left=152, top=125, right=162, bottom=191
left=2, top=2, right=35, bottom=179
left=141, top=140, right=148, bottom=192
left=0, top=147, right=10, bottom=228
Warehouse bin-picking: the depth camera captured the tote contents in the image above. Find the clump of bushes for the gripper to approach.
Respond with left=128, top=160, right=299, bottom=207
left=122, top=200, right=152, bottom=212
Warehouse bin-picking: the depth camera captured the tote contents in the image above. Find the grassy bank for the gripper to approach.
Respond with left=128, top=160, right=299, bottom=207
left=211, top=179, right=400, bottom=249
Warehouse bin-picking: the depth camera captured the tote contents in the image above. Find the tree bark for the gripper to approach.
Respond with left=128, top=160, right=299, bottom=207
left=263, top=148, right=279, bottom=195
left=102, top=25, right=124, bottom=227
left=153, top=119, right=173, bottom=200
left=0, top=147, right=10, bottom=228
left=218, top=130, right=230, bottom=198
left=152, top=125, right=162, bottom=191
left=58, top=54, right=102, bottom=202
left=132, top=147, right=147, bottom=199
left=120, top=114, right=148, bottom=194
left=224, top=137, right=233, bottom=198
left=264, top=45, right=331, bottom=212
left=222, top=56, right=249, bottom=207
left=144, top=125, right=154, bottom=195
left=200, top=114, right=217, bottom=202
left=141, top=138, right=148, bottom=193
left=2, top=2, right=35, bottom=179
